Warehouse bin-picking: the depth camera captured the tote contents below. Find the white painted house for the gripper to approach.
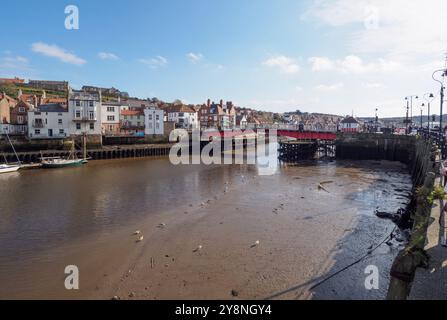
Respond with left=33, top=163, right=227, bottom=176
left=167, top=105, right=199, bottom=129
left=68, top=90, right=102, bottom=136
left=340, top=116, right=361, bottom=133
left=28, top=104, right=70, bottom=139
left=101, top=102, right=124, bottom=135
left=144, top=108, right=164, bottom=135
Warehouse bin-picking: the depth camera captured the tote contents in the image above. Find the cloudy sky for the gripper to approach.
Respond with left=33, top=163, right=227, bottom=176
left=1, top=0, right=447, bottom=117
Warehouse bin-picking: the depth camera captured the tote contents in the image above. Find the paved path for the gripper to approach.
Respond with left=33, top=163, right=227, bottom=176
left=410, top=183, right=447, bottom=300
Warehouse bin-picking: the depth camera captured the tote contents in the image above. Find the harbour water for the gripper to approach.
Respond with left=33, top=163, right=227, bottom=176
left=0, top=148, right=412, bottom=299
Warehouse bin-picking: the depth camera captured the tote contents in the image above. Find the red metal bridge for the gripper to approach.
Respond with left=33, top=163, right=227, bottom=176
left=201, top=129, right=337, bottom=140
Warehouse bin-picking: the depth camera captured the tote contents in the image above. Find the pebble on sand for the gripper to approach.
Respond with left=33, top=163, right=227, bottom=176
left=193, top=245, right=203, bottom=252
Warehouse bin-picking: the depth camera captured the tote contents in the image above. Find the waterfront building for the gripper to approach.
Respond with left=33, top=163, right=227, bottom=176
left=144, top=108, right=164, bottom=135
left=27, top=103, right=70, bottom=139
left=9, top=100, right=32, bottom=135
left=166, top=105, right=199, bottom=129
left=199, top=99, right=237, bottom=129
left=68, top=89, right=102, bottom=136
left=120, top=109, right=145, bottom=135
left=340, top=116, right=361, bottom=133
left=0, top=93, right=16, bottom=125
left=101, top=102, right=124, bottom=135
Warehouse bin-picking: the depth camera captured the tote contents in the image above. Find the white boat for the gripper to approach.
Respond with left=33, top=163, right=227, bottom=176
left=1, top=133, right=21, bottom=174
left=0, top=164, right=20, bottom=174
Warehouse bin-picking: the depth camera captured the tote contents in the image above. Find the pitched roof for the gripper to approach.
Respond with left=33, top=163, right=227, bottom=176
left=37, top=103, right=67, bottom=113
left=167, top=105, right=196, bottom=113
left=121, top=110, right=144, bottom=116
left=341, top=116, right=359, bottom=124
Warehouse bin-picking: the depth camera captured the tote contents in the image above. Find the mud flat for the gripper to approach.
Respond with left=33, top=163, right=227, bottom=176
left=0, top=158, right=411, bottom=299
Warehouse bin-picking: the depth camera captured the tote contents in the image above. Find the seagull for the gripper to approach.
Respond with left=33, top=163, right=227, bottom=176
left=251, top=240, right=260, bottom=248
left=193, top=245, right=203, bottom=252
left=134, top=230, right=141, bottom=235
left=136, top=235, right=144, bottom=242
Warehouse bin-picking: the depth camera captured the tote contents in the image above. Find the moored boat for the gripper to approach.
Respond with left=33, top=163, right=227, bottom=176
left=41, top=157, right=86, bottom=168
left=0, top=164, right=21, bottom=174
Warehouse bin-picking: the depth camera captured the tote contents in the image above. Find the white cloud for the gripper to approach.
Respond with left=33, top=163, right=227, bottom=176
left=315, top=82, right=344, bottom=91
left=363, top=82, right=384, bottom=89
left=308, top=57, right=334, bottom=71
left=187, top=52, right=204, bottom=63
left=0, top=55, right=29, bottom=68
left=262, top=55, right=300, bottom=74
left=31, top=42, right=86, bottom=65
left=309, top=55, right=400, bottom=74
left=306, top=0, right=447, bottom=59
left=98, top=52, right=119, bottom=60
left=139, top=56, right=168, bottom=68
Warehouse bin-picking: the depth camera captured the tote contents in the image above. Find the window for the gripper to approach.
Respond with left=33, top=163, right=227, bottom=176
left=148, top=115, right=153, bottom=120
left=58, top=119, right=63, bottom=125
left=90, top=123, right=94, bottom=130
left=156, top=115, right=160, bottom=120
left=76, top=123, right=81, bottom=130
left=17, top=115, right=24, bottom=124
left=148, top=123, right=152, bottom=129
left=89, top=101, right=94, bottom=107
left=76, top=100, right=80, bottom=107
left=107, top=107, right=115, bottom=112
left=59, top=129, right=64, bottom=134
left=137, top=122, right=141, bottom=126
left=156, top=123, right=159, bottom=129
left=178, top=112, right=184, bottom=117
left=76, top=111, right=81, bottom=118
left=89, top=111, right=95, bottom=120
left=35, top=129, right=40, bottom=135
left=107, top=116, right=115, bottom=121
left=109, top=125, right=113, bottom=131
left=18, top=107, right=25, bottom=113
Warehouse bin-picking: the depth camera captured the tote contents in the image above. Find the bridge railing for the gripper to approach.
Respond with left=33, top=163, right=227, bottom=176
left=419, top=128, right=446, bottom=159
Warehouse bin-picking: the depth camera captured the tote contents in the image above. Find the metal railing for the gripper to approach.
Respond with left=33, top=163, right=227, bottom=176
left=419, top=128, right=446, bottom=159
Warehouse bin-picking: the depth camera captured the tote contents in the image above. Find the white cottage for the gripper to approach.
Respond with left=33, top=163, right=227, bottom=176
left=144, top=108, right=164, bottom=135
left=28, top=103, right=70, bottom=139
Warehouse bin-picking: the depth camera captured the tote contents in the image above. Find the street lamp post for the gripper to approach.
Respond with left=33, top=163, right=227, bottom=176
left=375, top=108, right=379, bottom=132
left=405, top=104, right=410, bottom=135
left=405, top=95, right=419, bottom=130
left=420, top=104, right=424, bottom=129
left=432, top=69, right=447, bottom=149
left=424, top=93, right=435, bottom=133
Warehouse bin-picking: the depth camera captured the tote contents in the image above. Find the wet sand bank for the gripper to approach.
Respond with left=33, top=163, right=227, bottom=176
left=0, top=159, right=412, bottom=299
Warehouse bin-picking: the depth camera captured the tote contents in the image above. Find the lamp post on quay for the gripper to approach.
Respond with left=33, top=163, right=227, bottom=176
left=432, top=68, right=447, bottom=150
left=423, top=92, right=435, bottom=133
left=405, top=95, right=419, bottom=130
left=420, top=104, right=424, bottom=129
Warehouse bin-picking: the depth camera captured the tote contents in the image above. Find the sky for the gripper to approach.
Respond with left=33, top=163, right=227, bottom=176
left=1, top=0, right=447, bottom=117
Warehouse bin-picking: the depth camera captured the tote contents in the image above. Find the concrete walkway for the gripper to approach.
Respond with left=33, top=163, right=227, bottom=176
left=410, top=185, right=447, bottom=300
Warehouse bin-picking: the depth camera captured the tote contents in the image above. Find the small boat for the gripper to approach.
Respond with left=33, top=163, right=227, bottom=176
left=0, top=133, right=21, bottom=174
left=41, top=157, right=86, bottom=168
left=0, top=164, right=20, bottom=174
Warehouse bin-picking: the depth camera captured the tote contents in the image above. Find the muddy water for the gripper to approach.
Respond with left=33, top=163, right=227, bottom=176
left=0, top=152, right=412, bottom=299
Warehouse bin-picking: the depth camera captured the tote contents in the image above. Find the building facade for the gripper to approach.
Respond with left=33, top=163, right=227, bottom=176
left=68, top=90, right=102, bottom=136
left=120, top=109, right=145, bottom=135
left=166, top=105, right=199, bottom=129
left=101, top=102, right=123, bottom=135
left=27, top=104, right=70, bottom=139
left=340, top=116, right=361, bottom=133
left=144, top=108, right=164, bottom=135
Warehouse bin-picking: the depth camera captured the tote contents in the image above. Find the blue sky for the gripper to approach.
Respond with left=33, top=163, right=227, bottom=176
left=1, top=0, right=447, bottom=117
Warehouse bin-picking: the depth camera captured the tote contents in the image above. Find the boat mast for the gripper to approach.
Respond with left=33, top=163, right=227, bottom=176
left=5, top=132, right=21, bottom=165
